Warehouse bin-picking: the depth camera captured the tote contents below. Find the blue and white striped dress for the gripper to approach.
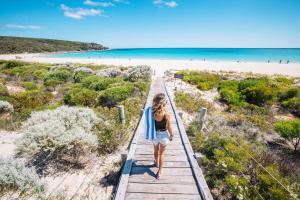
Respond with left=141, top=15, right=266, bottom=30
left=144, top=106, right=157, bottom=141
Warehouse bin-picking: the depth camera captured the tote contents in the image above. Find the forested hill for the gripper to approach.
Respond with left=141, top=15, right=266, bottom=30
left=0, top=36, right=108, bottom=54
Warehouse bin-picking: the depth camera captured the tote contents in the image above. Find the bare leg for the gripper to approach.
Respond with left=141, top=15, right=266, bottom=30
left=157, top=144, right=166, bottom=175
left=153, top=144, right=159, bottom=167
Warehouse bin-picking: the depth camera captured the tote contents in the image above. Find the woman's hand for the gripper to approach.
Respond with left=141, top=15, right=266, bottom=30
left=169, top=134, right=174, bottom=141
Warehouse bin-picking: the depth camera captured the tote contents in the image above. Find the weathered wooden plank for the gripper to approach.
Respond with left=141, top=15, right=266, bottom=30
left=135, top=144, right=184, bottom=150
left=132, top=160, right=190, bottom=168
left=134, top=154, right=188, bottom=162
left=126, top=193, right=201, bottom=200
left=129, top=174, right=196, bottom=184
left=135, top=148, right=186, bottom=155
left=130, top=166, right=193, bottom=176
left=138, top=140, right=182, bottom=145
left=127, top=183, right=199, bottom=194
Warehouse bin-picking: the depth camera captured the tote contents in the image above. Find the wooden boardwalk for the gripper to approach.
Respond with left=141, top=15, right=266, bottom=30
left=114, top=77, right=213, bottom=200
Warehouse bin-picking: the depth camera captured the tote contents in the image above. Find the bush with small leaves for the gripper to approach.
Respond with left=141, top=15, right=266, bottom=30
left=256, top=164, right=296, bottom=200
left=64, top=86, right=98, bottom=107
left=73, top=67, right=94, bottom=83
left=0, top=100, right=14, bottom=114
left=98, top=84, right=134, bottom=107
left=180, top=70, right=221, bottom=91
left=0, top=83, right=8, bottom=96
left=0, top=157, right=45, bottom=197
left=241, top=84, right=275, bottom=106
left=3, top=60, right=25, bottom=69
left=283, top=98, right=300, bottom=117
left=96, top=67, right=122, bottom=78
left=5, top=64, right=50, bottom=81
left=21, top=82, right=38, bottom=90
left=12, top=89, right=53, bottom=112
left=44, top=69, right=72, bottom=86
left=220, top=88, right=246, bottom=106
left=74, top=67, right=94, bottom=74
left=83, top=76, right=121, bottom=91
left=124, top=65, right=152, bottom=82
left=175, top=91, right=215, bottom=113
left=274, top=120, right=300, bottom=152
left=17, top=106, right=100, bottom=159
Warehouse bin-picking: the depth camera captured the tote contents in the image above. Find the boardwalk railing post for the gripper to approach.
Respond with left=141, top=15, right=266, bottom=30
left=178, top=112, right=183, bottom=119
left=117, top=105, right=126, bottom=124
left=140, top=108, right=144, bottom=117
left=197, top=107, right=207, bottom=131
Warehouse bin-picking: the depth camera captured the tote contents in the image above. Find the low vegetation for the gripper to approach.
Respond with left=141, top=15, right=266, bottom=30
left=174, top=70, right=300, bottom=200
left=0, top=60, right=151, bottom=197
left=0, top=157, right=45, bottom=198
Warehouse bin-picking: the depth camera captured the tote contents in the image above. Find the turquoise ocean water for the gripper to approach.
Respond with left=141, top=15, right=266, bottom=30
left=50, top=48, right=300, bottom=63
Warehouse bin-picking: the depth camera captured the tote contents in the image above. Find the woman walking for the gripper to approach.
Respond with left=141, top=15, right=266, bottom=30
left=149, top=93, right=174, bottom=180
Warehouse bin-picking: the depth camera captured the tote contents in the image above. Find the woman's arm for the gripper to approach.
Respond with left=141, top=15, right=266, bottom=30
left=165, top=112, right=173, bottom=140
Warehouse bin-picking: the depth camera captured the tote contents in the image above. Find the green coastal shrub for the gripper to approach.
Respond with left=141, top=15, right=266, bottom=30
left=279, top=87, right=300, bottom=101
left=17, top=106, right=100, bottom=159
left=274, top=120, right=300, bottom=152
left=89, top=78, right=120, bottom=91
left=44, top=69, right=72, bottom=86
left=12, top=89, right=53, bottom=112
left=3, top=60, right=25, bottom=69
left=187, top=128, right=299, bottom=199
left=218, top=80, right=246, bottom=106
left=238, top=78, right=268, bottom=91
left=180, top=70, right=221, bottom=90
left=256, top=165, right=295, bottom=200
left=64, top=86, right=98, bottom=107
left=73, top=67, right=94, bottom=83
left=281, top=97, right=300, bottom=117
left=21, top=82, right=38, bottom=90
left=6, top=64, right=49, bottom=81
left=241, top=85, right=275, bottom=106
left=174, top=91, right=215, bottom=113
left=220, top=88, right=246, bottom=106
left=218, top=80, right=239, bottom=91
left=81, top=75, right=120, bottom=91
left=0, top=84, right=8, bottom=96
left=98, top=84, right=134, bottom=107
left=0, top=157, right=45, bottom=198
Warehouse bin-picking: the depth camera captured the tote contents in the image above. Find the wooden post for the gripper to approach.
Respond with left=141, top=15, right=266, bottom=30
left=117, top=105, right=125, bottom=124
left=178, top=112, right=183, bottom=119
left=197, top=107, right=207, bottom=131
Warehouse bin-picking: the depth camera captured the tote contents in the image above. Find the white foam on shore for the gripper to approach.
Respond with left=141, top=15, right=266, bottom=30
left=1, top=53, right=300, bottom=77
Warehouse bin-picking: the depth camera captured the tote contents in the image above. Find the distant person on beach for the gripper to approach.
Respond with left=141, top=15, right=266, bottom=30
left=268, top=60, right=270, bottom=63
left=287, top=60, right=290, bottom=64
left=279, top=60, right=282, bottom=64
left=144, top=93, right=174, bottom=180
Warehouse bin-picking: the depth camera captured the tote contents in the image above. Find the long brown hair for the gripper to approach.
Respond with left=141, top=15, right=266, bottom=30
left=152, top=93, right=167, bottom=117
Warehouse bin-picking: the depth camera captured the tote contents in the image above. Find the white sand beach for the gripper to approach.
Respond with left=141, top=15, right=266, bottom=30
left=1, top=53, right=300, bottom=77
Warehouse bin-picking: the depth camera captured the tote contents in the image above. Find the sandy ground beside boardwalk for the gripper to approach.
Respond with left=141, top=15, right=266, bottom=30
left=1, top=53, right=300, bottom=77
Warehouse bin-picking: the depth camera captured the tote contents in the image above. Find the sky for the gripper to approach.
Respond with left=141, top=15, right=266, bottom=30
left=0, top=0, right=300, bottom=48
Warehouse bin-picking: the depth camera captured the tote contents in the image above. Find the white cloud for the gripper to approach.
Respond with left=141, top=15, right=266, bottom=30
left=153, top=0, right=178, bottom=8
left=112, top=0, right=129, bottom=4
left=84, top=0, right=115, bottom=7
left=5, top=24, right=43, bottom=29
left=60, top=4, right=103, bottom=20
left=165, top=1, right=177, bottom=7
